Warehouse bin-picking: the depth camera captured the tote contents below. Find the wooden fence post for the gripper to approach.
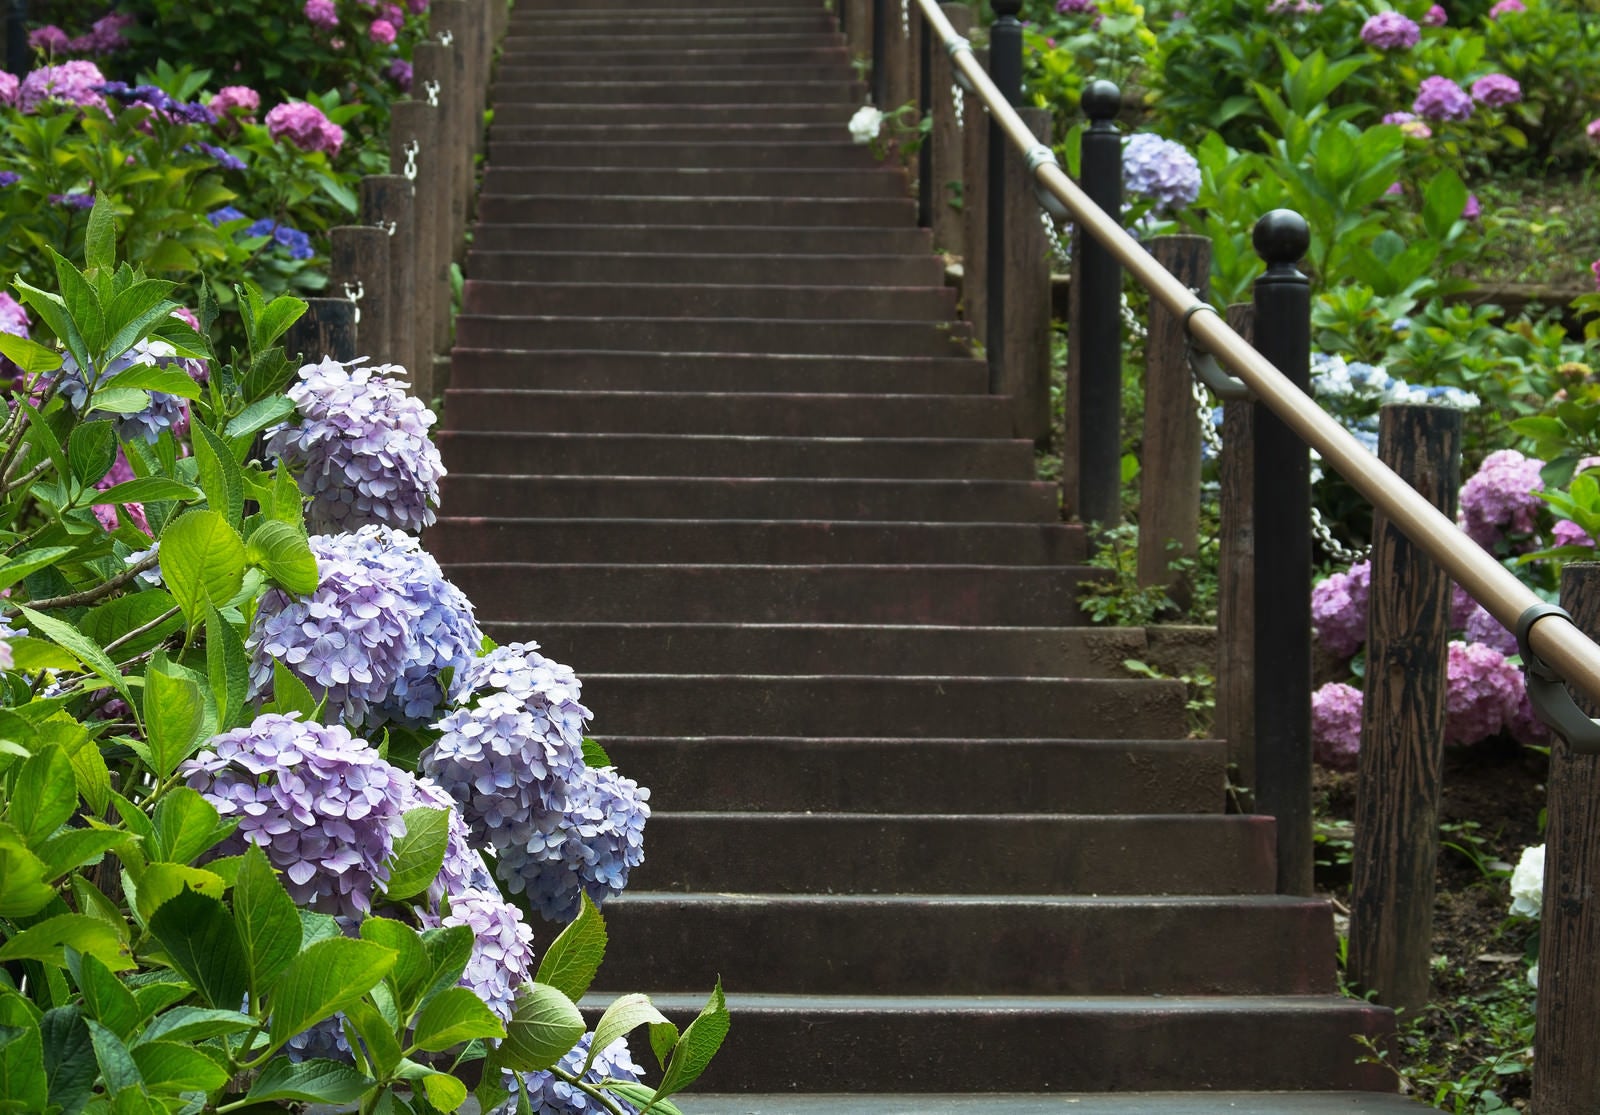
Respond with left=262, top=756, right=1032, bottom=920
left=1535, top=562, right=1600, bottom=1112
left=1001, top=107, right=1051, bottom=444
left=285, top=298, right=358, bottom=365
left=1138, top=235, right=1210, bottom=606
left=847, top=0, right=871, bottom=65
left=431, top=0, right=477, bottom=255
left=1348, top=404, right=1462, bottom=1012
left=412, top=41, right=458, bottom=360
left=330, top=226, right=393, bottom=367
left=960, top=46, right=989, bottom=347
left=359, top=176, right=417, bottom=393
left=1216, top=303, right=1255, bottom=809
left=930, top=3, right=971, bottom=256
left=389, top=101, right=440, bottom=400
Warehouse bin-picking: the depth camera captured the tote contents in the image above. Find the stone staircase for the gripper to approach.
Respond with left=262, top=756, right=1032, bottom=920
left=428, top=0, right=1415, bottom=1106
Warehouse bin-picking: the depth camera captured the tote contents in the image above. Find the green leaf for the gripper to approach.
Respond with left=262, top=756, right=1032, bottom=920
left=609, top=1083, right=684, bottom=1115
left=651, top=980, right=729, bottom=1108
left=146, top=886, right=249, bottom=1010
left=135, top=864, right=226, bottom=926
left=37, top=828, right=129, bottom=882
left=0, top=547, right=75, bottom=595
left=343, top=997, right=403, bottom=1078
left=412, top=987, right=506, bottom=1052
left=158, top=510, right=246, bottom=627
left=412, top=924, right=474, bottom=1012
left=233, top=843, right=302, bottom=996
left=536, top=891, right=608, bottom=1003
left=499, top=984, right=585, bottom=1073
left=249, top=295, right=309, bottom=356
left=93, top=477, right=203, bottom=505
left=0, top=913, right=132, bottom=971
left=66, top=951, right=140, bottom=1039
left=585, top=994, right=674, bottom=1078
left=382, top=807, right=449, bottom=902
left=225, top=395, right=296, bottom=441
left=67, top=421, right=117, bottom=489
left=245, top=519, right=319, bottom=595
left=129, top=1040, right=229, bottom=1094
left=90, top=388, right=155, bottom=415
left=84, top=196, right=115, bottom=275
left=0, top=824, right=58, bottom=918
left=10, top=743, right=76, bottom=843
left=0, top=1016, right=47, bottom=1112
left=267, top=937, right=397, bottom=1053
left=14, top=605, right=134, bottom=706
left=421, top=1069, right=469, bottom=1112
left=1422, top=168, right=1468, bottom=243
left=245, top=1056, right=376, bottom=1105
left=86, top=1018, right=141, bottom=1094
left=205, top=605, right=249, bottom=730
left=99, top=364, right=203, bottom=403
left=191, top=421, right=244, bottom=526
left=52, top=249, right=106, bottom=361
left=150, top=786, right=227, bottom=866
left=135, top=1007, right=254, bottom=1045
left=141, top=660, right=208, bottom=782
left=581, top=737, right=613, bottom=768
left=0, top=332, right=63, bottom=376
left=39, top=1005, right=95, bottom=1115
left=103, top=281, right=179, bottom=369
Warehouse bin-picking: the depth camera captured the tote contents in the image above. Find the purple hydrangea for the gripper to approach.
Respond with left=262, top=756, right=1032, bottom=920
left=421, top=886, right=536, bottom=1023
left=265, top=100, right=345, bottom=157
left=1121, top=133, right=1201, bottom=212
left=198, top=143, right=246, bottom=171
left=68, top=13, right=135, bottom=55
left=401, top=775, right=497, bottom=905
left=1360, top=11, right=1420, bottom=49
left=209, top=205, right=246, bottom=227
left=248, top=525, right=481, bottom=728
left=387, top=58, right=413, bottom=91
left=1446, top=640, right=1524, bottom=745
left=1056, top=0, right=1098, bottom=10
left=0, top=71, right=18, bottom=106
left=1458, top=449, right=1544, bottom=550
left=27, top=26, right=70, bottom=54
left=304, top=0, right=340, bottom=28
left=52, top=337, right=205, bottom=443
left=265, top=357, right=445, bottom=534
left=1412, top=76, right=1473, bottom=122
left=210, top=85, right=260, bottom=119
left=499, top=1033, right=645, bottom=1115
left=0, top=173, right=17, bottom=189
left=1470, top=73, right=1521, bottom=107
left=1463, top=604, right=1518, bottom=657
left=1312, top=682, right=1363, bottom=770
left=1553, top=518, right=1596, bottom=549
left=1489, top=0, right=1525, bottom=16
left=1463, top=192, right=1481, bottom=220
left=182, top=714, right=411, bottom=917
left=1311, top=560, right=1370, bottom=659
left=18, top=60, right=107, bottom=113
left=0, top=293, right=27, bottom=340
left=1383, top=110, right=1432, bottom=138
left=244, top=218, right=315, bottom=261
left=1423, top=4, right=1447, bottom=24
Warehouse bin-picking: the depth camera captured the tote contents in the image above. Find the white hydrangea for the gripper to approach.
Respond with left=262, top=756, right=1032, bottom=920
left=848, top=105, right=883, bottom=144
left=1509, top=843, right=1545, bottom=919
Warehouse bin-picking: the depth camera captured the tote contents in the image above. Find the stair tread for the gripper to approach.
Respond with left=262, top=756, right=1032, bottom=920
left=682, top=1096, right=1417, bottom=1113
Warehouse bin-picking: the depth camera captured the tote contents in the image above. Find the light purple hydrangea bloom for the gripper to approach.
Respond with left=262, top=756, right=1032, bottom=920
left=1266, top=0, right=1322, bottom=12
left=1462, top=604, right=1518, bottom=657
left=27, top=26, right=70, bottom=54
left=0, top=293, right=27, bottom=339
left=52, top=337, right=206, bottom=443
left=18, top=60, right=107, bottom=113
left=1446, top=640, right=1524, bottom=745
left=498, top=1033, right=645, bottom=1115
left=420, top=887, right=536, bottom=1023
left=69, top=13, right=135, bottom=55
left=1056, top=0, right=1098, bottom=10
left=387, top=58, right=413, bottom=91
left=1360, top=11, right=1420, bottom=49
left=1413, top=75, right=1473, bottom=122
left=1471, top=74, right=1521, bottom=107
left=1311, top=560, right=1370, bottom=659
left=1382, top=110, right=1432, bottom=138
left=265, top=100, right=344, bottom=156
left=1553, top=518, right=1596, bottom=549
left=1458, top=448, right=1544, bottom=550
left=182, top=714, right=411, bottom=918
left=1311, top=682, right=1363, bottom=770
left=401, top=775, right=497, bottom=906
left=0, top=71, right=17, bottom=106
left=248, top=525, right=481, bottom=727
left=1121, top=133, right=1201, bottom=212
left=266, top=356, right=445, bottom=534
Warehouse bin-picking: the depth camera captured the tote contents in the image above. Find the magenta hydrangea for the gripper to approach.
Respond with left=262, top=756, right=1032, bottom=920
left=265, top=100, right=344, bottom=156
left=1589, top=118, right=1600, bottom=142
left=1056, top=0, right=1098, bottom=11
left=1471, top=74, right=1521, bottom=107
left=304, top=0, right=340, bottom=27
left=1360, top=11, right=1420, bottom=49
left=1446, top=640, right=1524, bottom=745
left=1489, top=0, right=1525, bottom=16
left=1412, top=76, right=1473, bottom=122
left=369, top=18, right=398, bottom=44
left=1312, top=560, right=1371, bottom=659
left=92, top=449, right=150, bottom=535
left=1553, top=518, right=1596, bottom=549
left=209, top=84, right=260, bottom=119
left=1312, top=682, right=1363, bottom=770
left=27, top=26, right=69, bottom=54
left=1458, top=449, right=1544, bottom=550
left=182, top=714, right=411, bottom=918
left=265, top=357, right=445, bottom=534
left=1423, top=4, right=1447, bottom=24
left=18, top=60, right=107, bottom=113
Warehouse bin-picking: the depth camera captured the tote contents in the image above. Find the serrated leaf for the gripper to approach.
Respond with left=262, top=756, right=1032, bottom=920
left=250, top=295, right=309, bottom=355
left=14, top=605, right=133, bottom=706
left=225, top=395, right=296, bottom=441
left=412, top=987, right=506, bottom=1052
left=135, top=864, right=226, bottom=926
left=85, top=1018, right=140, bottom=1094
left=245, top=518, right=318, bottom=595
left=382, top=807, right=448, bottom=902
left=90, top=388, right=154, bottom=415
left=147, top=886, right=249, bottom=1010
left=38, top=828, right=129, bottom=883
left=84, top=196, right=115, bottom=275
left=0, top=547, right=75, bottom=595
left=10, top=743, right=75, bottom=843
left=581, top=737, right=613, bottom=768
left=67, top=420, right=117, bottom=489
left=651, top=980, right=728, bottom=1109
left=40, top=1005, right=94, bottom=1115
left=244, top=1056, right=375, bottom=1105
left=99, top=364, right=200, bottom=402
left=129, top=1040, right=229, bottom=1094
left=158, top=510, right=245, bottom=627
left=142, top=660, right=207, bottom=782
left=585, top=994, right=673, bottom=1078
left=343, top=997, right=402, bottom=1077
left=205, top=604, right=249, bottom=729
left=0, top=825, right=64, bottom=917
left=536, top=891, right=608, bottom=1003
left=0, top=913, right=132, bottom=971
left=233, top=843, right=302, bottom=996
left=149, top=786, right=226, bottom=866
left=191, top=421, right=244, bottom=525
left=0, top=332, right=63, bottom=376
left=267, top=937, right=396, bottom=1053
left=608, top=1083, right=684, bottom=1115
left=93, top=477, right=203, bottom=505
left=261, top=657, right=319, bottom=721
left=414, top=924, right=474, bottom=1012
left=500, top=984, right=585, bottom=1073
left=135, top=1006, right=253, bottom=1047
left=421, top=1069, right=468, bottom=1112
left=65, top=951, right=140, bottom=1039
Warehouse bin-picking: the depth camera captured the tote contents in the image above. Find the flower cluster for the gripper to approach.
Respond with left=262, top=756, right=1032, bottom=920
left=265, top=100, right=345, bottom=157
left=1412, top=75, right=1473, bottom=122
left=1360, top=12, right=1420, bottom=50
left=499, top=1034, right=645, bottom=1115
left=1458, top=448, right=1544, bottom=550
left=848, top=105, right=883, bottom=144
left=1470, top=73, right=1521, bottom=108
left=1121, top=133, right=1201, bottom=212
left=1311, top=681, right=1363, bottom=770
left=266, top=357, right=445, bottom=533
left=28, top=14, right=133, bottom=57
left=247, top=525, right=481, bottom=727
left=1509, top=843, right=1544, bottom=918
left=1311, top=353, right=1480, bottom=411
left=52, top=336, right=206, bottom=444
left=305, top=0, right=340, bottom=29
left=1445, top=639, right=1525, bottom=745
left=209, top=85, right=260, bottom=120
left=1422, top=4, right=1447, bottom=25
left=1382, top=110, right=1432, bottom=139
left=209, top=208, right=316, bottom=261
left=96, top=81, right=217, bottom=125
left=17, top=60, right=107, bottom=113
left=1266, top=0, right=1323, bottom=13
left=422, top=886, right=536, bottom=1023
left=92, top=450, right=150, bottom=535
left=1311, top=559, right=1371, bottom=659
left=1462, top=603, right=1518, bottom=657
left=1489, top=0, right=1525, bottom=16
left=1057, top=0, right=1099, bottom=11
left=183, top=714, right=411, bottom=918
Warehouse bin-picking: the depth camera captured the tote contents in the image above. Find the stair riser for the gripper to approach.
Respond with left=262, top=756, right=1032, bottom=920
left=492, top=124, right=846, bottom=143
left=440, top=390, right=1006, bottom=437
left=475, top=195, right=914, bottom=227
left=487, top=142, right=880, bottom=170
left=494, top=66, right=856, bottom=87
left=462, top=224, right=930, bottom=255
left=459, top=281, right=953, bottom=321
left=595, top=736, right=1225, bottom=813
left=445, top=349, right=984, bottom=394
left=453, top=317, right=970, bottom=357
left=465, top=251, right=944, bottom=287
left=494, top=79, right=857, bottom=104
left=511, top=15, right=836, bottom=32
left=633, top=817, right=1276, bottom=896
left=491, top=103, right=852, bottom=126
left=514, top=0, right=825, bottom=9
left=434, top=433, right=1033, bottom=479
left=501, top=33, right=846, bottom=50
left=436, top=476, right=1053, bottom=522
left=480, top=167, right=907, bottom=198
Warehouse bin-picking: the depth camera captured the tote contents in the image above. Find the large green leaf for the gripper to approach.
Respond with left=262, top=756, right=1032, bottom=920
left=205, top=605, right=250, bottom=730
left=85, top=1020, right=140, bottom=1095
left=191, top=422, right=243, bottom=525
left=245, top=519, right=318, bottom=595
left=607, top=1083, right=684, bottom=1115
left=0, top=823, right=58, bottom=917
left=37, top=828, right=130, bottom=882
left=650, top=980, right=729, bottom=1110
left=224, top=395, right=296, bottom=442
left=414, top=925, right=474, bottom=1014
left=129, top=1040, right=229, bottom=1094
left=135, top=1007, right=255, bottom=1045
left=10, top=743, right=76, bottom=844
left=158, top=510, right=245, bottom=627
left=149, top=787, right=229, bottom=866
left=411, top=987, right=506, bottom=1052
left=0, top=332, right=63, bottom=376
left=267, top=937, right=396, bottom=1052
left=39, top=1005, right=95, bottom=1115
left=0, top=547, right=75, bottom=595
left=134, top=864, right=226, bottom=926
left=100, top=364, right=202, bottom=402
left=585, top=994, right=674, bottom=1078
left=67, top=420, right=117, bottom=490
left=499, top=984, right=585, bottom=1074
left=260, top=658, right=319, bottom=721
left=381, top=807, right=448, bottom=902
left=0, top=913, right=132, bottom=971
left=420, top=1069, right=469, bottom=1112
left=146, top=886, right=249, bottom=1010
left=66, top=950, right=141, bottom=1039
left=233, top=843, right=302, bottom=995
left=244, top=1057, right=375, bottom=1105
left=93, top=476, right=203, bottom=506
left=141, top=660, right=208, bottom=782
left=14, top=605, right=134, bottom=706
left=535, top=892, right=607, bottom=1003
left=83, top=197, right=115, bottom=274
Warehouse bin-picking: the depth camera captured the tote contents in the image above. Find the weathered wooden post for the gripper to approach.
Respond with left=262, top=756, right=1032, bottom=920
left=285, top=298, right=358, bottom=366
left=1535, top=563, right=1600, bottom=1113
left=961, top=46, right=989, bottom=346
left=1138, top=235, right=1211, bottom=604
left=359, top=176, right=418, bottom=392
left=411, top=41, right=458, bottom=359
left=1001, top=107, right=1052, bottom=444
left=330, top=226, right=393, bottom=366
left=1348, top=404, right=1461, bottom=1011
left=985, top=0, right=1021, bottom=401
left=930, top=3, right=971, bottom=256
left=1216, top=303, right=1256, bottom=807
left=432, top=0, right=477, bottom=255
left=916, top=5, right=932, bottom=230
left=389, top=100, right=440, bottom=399
left=1250, top=208, right=1314, bottom=896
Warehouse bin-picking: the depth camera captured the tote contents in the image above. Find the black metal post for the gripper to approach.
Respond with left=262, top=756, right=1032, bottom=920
left=1077, top=79, right=1123, bottom=528
left=837, top=0, right=848, bottom=36
left=985, top=0, right=1022, bottom=395
left=872, top=0, right=888, bottom=106
left=1249, top=208, right=1314, bottom=897
left=917, top=8, right=932, bottom=229
left=5, top=0, right=27, bottom=77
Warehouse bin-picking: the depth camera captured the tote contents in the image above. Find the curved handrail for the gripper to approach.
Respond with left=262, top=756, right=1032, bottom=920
left=913, top=0, right=1600, bottom=710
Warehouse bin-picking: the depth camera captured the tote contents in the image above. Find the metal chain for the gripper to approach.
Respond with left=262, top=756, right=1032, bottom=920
left=438, top=29, right=454, bottom=46
left=1192, top=375, right=1224, bottom=457
left=1312, top=504, right=1371, bottom=564
left=402, top=140, right=419, bottom=181
left=374, top=218, right=397, bottom=236
left=951, top=84, right=964, bottom=129
left=424, top=80, right=441, bottom=107
left=343, top=281, right=364, bottom=327
left=1041, top=212, right=1070, bottom=269
left=901, top=0, right=910, bottom=37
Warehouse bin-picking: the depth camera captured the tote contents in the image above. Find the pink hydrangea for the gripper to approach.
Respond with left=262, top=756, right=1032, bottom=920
left=369, top=18, right=397, bottom=44
left=1360, top=11, right=1420, bottom=49
left=92, top=449, right=150, bottom=535
left=0, top=293, right=25, bottom=341
left=27, top=26, right=70, bottom=54
left=381, top=3, right=406, bottom=24
left=1589, top=119, right=1600, bottom=142
left=1463, top=605, right=1517, bottom=657
left=1422, top=4, right=1447, bottom=24
left=304, top=0, right=340, bottom=28
left=0, top=71, right=15, bottom=107
left=265, top=101, right=345, bottom=157
left=1553, top=518, right=1596, bottom=549
left=69, top=13, right=135, bottom=55
left=409, top=0, right=430, bottom=11
left=1446, top=640, right=1524, bottom=745
left=1463, top=193, right=1481, bottom=219
left=1471, top=74, right=1521, bottom=107
left=1458, top=449, right=1544, bottom=550
left=1489, top=0, right=1525, bottom=16
left=1312, top=682, right=1364, bottom=770
left=18, top=60, right=108, bottom=113
left=1312, top=560, right=1371, bottom=659
left=1451, top=583, right=1476, bottom=630
left=209, top=85, right=260, bottom=119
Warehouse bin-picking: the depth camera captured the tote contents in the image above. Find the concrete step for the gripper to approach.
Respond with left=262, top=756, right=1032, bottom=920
left=575, top=993, right=1394, bottom=1092
left=490, top=103, right=853, bottom=126
left=433, top=432, right=1034, bottom=478
left=500, top=34, right=848, bottom=53
left=494, top=64, right=856, bottom=87
left=439, top=388, right=1004, bottom=437
left=436, top=474, right=1052, bottom=521
left=502, top=48, right=852, bottom=70
left=492, top=79, right=859, bottom=105
left=459, top=223, right=933, bottom=255
left=474, top=194, right=915, bottom=227
left=598, top=893, right=1328, bottom=995
left=575, top=674, right=1187, bottom=738
left=599, top=734, right=1224, bottom=813
left=486, top=140, right=879, bottom=169
left=458, top=280, right=953, bottom=321
left=491, top=123, right=847, bottom=143
left=682, top=1094, right=1419, bottom=1113
left=445, top=349, right=985, bottom=393
left=453, top=316, right=972, bottom=357
left=478, top=166, right=906, bottom=198
left=514, top=0, right=825, bottom=9
left=511, top=13, right=836, bottom=32
left=465, top=250, right=944, bottom=287
left=595, top=735, right=1226, bottom=814
left=631, top=815, right=1277, bottom=896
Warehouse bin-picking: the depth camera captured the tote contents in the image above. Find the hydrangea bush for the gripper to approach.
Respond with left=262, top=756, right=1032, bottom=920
left=0, top=216, right=728, bottom=1114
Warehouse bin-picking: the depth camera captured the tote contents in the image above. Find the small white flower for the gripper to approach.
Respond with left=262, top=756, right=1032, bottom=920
left=1509, top=843, right=1545, bottom=919
left=1528, top=962, right=1539, bottom=989
left=848, top=105, right=884, bottom=144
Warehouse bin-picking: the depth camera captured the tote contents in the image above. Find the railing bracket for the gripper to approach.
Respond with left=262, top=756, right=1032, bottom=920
left=1517, top=602, right=1600, bottom=753
left=1183, top=304, right=1252, bottom=402
left=946, top=36, right=977, bottom=93
left=1023, top=144, right=1070, bottom=221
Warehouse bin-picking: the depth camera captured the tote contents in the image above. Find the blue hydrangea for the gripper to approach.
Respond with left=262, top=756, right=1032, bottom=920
left=197, top=142, right=246, bottom=171
left=498, top=1033, right=645, bottom=1114
left=181, top=713, right=411, bottom=918
left=51, top=336, right=205, bottom=443
left=208, top=205, right=246, bottom=226
left=265, top=357, right=446, bottom=535
left=1121, top=133, right=1201, bottom=212
left=244, top=218, right=315, bottom=260
left=247, top=525, right=481, bottom=728
left=422, top=886, right=537, bottom=1023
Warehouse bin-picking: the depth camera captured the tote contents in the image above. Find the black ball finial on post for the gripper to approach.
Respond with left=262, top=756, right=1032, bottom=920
left=1074, top=77, right=1125, bottom=530
left=1081, top=79, right=1122, bottom=126
left=1253, top=209, right=1311, bottom=278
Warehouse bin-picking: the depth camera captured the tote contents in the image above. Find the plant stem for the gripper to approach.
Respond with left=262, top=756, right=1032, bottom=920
left=548, top=1067, right=631, bottom=1115
left=27, top=553, right=159, bottom=609
left=2, top=456, right=52, bottom=495
left=103, top=605, right=180, bottom=654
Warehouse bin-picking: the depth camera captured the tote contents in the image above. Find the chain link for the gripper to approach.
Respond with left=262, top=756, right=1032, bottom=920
left=424, top=80, right=441, bottom=107
left=437, top=29, right=454, bottom=46
left=343, top=281, right=364, bottom=327
left=901, top=0, right=910, bottom=37
left=1312, top=504, right=1371, bottom=564
left=951, top=84, right=963, bottom=129
left=1192, top=375, right=1224, bottom=458
left=374, top=218, right=398, bottom=236
left=1041, top=212, right=1070, bottom=269
left=402, top=140, right=419, bottom=181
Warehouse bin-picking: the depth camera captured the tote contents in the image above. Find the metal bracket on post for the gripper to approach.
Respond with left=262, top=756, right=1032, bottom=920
left=1182, top=303, right=1252, bottom=402
left=1518, top=603, right=1600, bottom=753
left=1023, top=144, right=1068, bottom=221
left=945, top=36, right=976, bottom=92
